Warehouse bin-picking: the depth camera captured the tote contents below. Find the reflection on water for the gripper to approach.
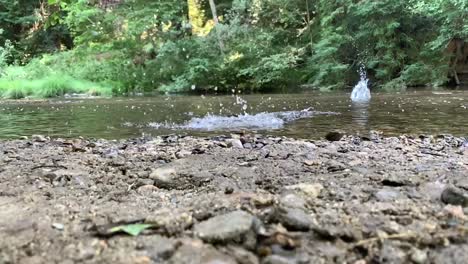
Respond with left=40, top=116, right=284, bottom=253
left=351, top=102, right=370, bottom=129
left=0, top=87, right=467, bottom=139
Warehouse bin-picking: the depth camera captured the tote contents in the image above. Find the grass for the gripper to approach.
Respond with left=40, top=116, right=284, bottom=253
left=0, top=75, right=113, bottom=99
left=0, top=52, right=117, bottom=99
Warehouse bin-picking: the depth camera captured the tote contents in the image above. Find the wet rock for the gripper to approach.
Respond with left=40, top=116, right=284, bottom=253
left=441, top=186, right=468, bottom=207
left=325, top=131, right=344, bottom=142
left=276, top=207, right=312, bottom=231
left=284, top=183, right=323, bottom=199
left=194, top=210, right=258, bottom=248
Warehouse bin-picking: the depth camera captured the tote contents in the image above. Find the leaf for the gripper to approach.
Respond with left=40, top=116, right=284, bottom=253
left=108, top=223, right=153, bottom=236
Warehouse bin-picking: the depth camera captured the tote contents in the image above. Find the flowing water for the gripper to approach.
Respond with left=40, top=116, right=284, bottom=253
left=0, top=87, right=467, bottom=139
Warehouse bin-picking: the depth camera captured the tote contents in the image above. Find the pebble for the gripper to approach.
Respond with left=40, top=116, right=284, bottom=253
left=32, top=134, right=47, bottom=142
left=52, top=223, right=64, bottom=230
left=194, top=210, right=258, bottom=246
left=276, top=207, right=312, bottom=231
left=441, top=186, right=468, bottom=207
left=227, top=139, right=244, bottom=149
left=410, top=248, right=427, bottom=264
left=375, top=188, right=401, bottom=202
left=284, top=183, right=323, bottom=199
left=150, top=167, right=177, bottom=187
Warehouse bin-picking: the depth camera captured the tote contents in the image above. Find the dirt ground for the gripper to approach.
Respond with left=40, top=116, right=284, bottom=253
left=1, top=133, right=468, bottom=264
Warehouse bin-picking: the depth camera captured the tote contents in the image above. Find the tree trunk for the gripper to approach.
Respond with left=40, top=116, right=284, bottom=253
left=208, top=0, right=225, bottom=53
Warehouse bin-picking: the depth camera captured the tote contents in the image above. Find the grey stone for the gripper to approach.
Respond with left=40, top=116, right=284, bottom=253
left=441, top=186, right=468, bottom=207
left=227, top=139, right=244, bottom=149
left=150, top=167, right=177, bottom=188
left=32, top=135, right=47, bottom=142
left=375, top=188, right=401, bottom=202
left=194, top=210, right=257, bottom=246
left=137, top=235, right=176, bottom=261
left=284, top=183, right=323, bottom=199
left=276, top=207, right=312, bottom=231
left=262, top=255, right=294, bottom=264
left=410, top=248, right=427, bottom=264
left=169, top=241, right=237, bottom=264
left=279, top=193, right=306, bottom=209
left=146, top=208, right=193, bottom=235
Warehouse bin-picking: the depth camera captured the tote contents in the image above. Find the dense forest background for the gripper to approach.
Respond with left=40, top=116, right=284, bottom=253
left=0, top=0, right=467, bottom=98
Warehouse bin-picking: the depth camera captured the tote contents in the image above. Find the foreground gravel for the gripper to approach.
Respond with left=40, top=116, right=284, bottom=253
left=1, top=133, right=468, bottom=264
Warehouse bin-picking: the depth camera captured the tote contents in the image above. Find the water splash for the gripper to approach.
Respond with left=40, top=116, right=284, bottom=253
left=144, top=109, right=338, bottom=131
left=351, top=67, right=371, bottom=103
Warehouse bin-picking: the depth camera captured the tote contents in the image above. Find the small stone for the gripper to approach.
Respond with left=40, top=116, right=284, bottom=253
left=146, top=209, right=193, bottom=235
left=134, top=256, right=151, bottom=264
left=441, top=186, right=468, bottom=206
left=175, top=150, right=192, bottom=159
left=276, top=207, right=312, bottom=231
left=410, top=248, right=427, bottom=264
left=443, top=205, right=466, bottom=219
left=52, top=223, right=64, bottom=230
left=137, top=185, right=158, bottom=195
left=375, top=188, right=401, bottom=202
left=150, top=167, right=177, bottom=188
left=243, top=143, right=253, bottom=149
left=137, top=235, right=176, bottom=261
left=327, top=161, right=346, bottom=172
left=225, top=186, right=234, bottom=194
left=303, top=160, right=321, bottom=166
left=227, top=139, right=244, bottom=149
left=32, top=134, right=47, bottom=142
left=136, top=178, right=155, bottom=187
left=223, top=246, right=259, bottom=264
left=252, top=193, right=275, bottom=207
left=279, top=193, right=306, bottom=209
left=284, top=183, right=323, bottom=199
left=262, top=255, right=292, bottom=264
left=420, top=182, right=446, bottom=201
left=169, top=241, right=237, bottom=264
left=194, top=211, right=257, bottom=247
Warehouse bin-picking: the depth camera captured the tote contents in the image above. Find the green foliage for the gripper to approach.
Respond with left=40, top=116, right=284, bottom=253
left=108, top=223, right=153, bottom=236
left=0, top=0, right=465, bottom=97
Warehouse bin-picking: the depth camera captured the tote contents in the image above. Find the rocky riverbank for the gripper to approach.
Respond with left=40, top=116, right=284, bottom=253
left=1, top=133, right=468, bottom=264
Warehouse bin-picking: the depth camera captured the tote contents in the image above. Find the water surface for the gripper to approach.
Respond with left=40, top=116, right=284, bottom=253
left=0, top=87, right=467, bottom=139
